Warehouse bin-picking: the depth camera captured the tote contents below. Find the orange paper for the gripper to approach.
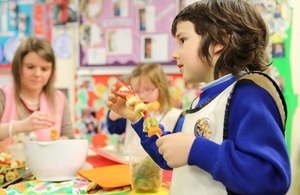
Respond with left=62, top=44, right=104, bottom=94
left=77, top=164, right=131, bottom=191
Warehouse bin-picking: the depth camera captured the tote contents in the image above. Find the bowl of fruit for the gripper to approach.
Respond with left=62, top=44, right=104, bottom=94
left=23, top=139, right=88, bottom=181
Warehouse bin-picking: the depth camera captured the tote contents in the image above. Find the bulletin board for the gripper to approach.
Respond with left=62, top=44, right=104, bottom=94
left=0, top=1, right=52, bottom=69
left=253, top=0, right=296, bottom=153
left=79, top=0, right=178, bottom=67
left=0, top=0, right=79, bottom=69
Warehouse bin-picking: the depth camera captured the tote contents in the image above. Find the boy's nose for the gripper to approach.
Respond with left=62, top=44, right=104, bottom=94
left=172, top=52, right=179, bottom=60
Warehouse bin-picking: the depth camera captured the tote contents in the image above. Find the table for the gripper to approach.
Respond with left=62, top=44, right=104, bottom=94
left=1, top=149, right=171, bottom=194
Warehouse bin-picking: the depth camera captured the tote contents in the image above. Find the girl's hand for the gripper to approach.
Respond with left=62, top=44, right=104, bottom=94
left=21, top=111, right=56, bottom=133
left=156, top=132, right=195, bottom=168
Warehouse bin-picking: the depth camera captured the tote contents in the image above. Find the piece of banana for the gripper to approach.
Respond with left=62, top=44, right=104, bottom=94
left=126, top=95, right=139, bottom=110
left=5, top=171, right=16, bottom=182
left=134, top=102, right=147, bottom=116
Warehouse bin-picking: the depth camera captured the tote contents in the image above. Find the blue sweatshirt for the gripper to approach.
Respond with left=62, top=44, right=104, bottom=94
left=131, top=74, right=291, bottom=194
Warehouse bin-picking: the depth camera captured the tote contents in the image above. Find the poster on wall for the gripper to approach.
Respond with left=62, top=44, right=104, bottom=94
left=0, top=1, right=32, bottom=68
left=79, top=0, right=178, bottom=67
left=0, top=0, right=79, bottom=68
left=0, top=1, right=52, bottom=69
left=252, top=0, right=296, bottom=152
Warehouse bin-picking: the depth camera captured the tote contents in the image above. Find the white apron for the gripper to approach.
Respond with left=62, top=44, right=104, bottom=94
left=170, top=82, right=236, bottom=195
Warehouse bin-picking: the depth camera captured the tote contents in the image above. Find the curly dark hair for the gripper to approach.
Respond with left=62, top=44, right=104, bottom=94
left=172, top=0, right=270, bottom=79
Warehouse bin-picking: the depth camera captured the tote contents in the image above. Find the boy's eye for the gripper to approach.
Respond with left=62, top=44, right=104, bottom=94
left=180, top=38, right=186, bottom=44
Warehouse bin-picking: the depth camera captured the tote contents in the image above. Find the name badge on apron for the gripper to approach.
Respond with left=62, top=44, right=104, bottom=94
left=194, top=117, right=212, bottom=138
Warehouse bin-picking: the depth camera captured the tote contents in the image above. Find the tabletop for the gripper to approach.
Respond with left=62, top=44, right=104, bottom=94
left=0, top=147, right=171, bottom=194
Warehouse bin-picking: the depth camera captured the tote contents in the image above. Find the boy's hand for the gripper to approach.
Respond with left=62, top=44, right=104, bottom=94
left=156, top=132, right=195, bottom=168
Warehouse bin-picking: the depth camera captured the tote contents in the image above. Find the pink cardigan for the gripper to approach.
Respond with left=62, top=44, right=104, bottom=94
left=0, top=84, right=65, bottom=151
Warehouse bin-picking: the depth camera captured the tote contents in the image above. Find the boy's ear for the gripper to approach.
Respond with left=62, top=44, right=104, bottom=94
left=213, top=43, right=224, bottom=54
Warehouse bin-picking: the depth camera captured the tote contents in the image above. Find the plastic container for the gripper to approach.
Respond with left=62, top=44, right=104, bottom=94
left=129, top=144, right=162, bottom=193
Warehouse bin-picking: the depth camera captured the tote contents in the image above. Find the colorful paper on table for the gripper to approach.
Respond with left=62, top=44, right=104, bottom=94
left=91, top=186, right=131, bottom=194
left=77, top=164, right=131, bottom=191
left=4, top=177, right=98, bottom=194
left=86, top=155, right=121, bottom=168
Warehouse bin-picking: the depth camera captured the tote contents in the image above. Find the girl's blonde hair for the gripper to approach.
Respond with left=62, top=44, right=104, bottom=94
left=129, top=63, right=174, bottom=114
left=11, top=36, right=56, bottom=117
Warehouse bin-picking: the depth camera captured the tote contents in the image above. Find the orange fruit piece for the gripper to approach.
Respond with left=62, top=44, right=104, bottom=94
left=146, top=101, right=160, bottom=111
left=51, top=129, right=58, bottom=140
left=148, top=126, right=162, bottom=137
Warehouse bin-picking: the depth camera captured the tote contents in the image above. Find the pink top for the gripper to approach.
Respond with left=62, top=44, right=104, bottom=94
left=0, top=84, right=65, bottom=151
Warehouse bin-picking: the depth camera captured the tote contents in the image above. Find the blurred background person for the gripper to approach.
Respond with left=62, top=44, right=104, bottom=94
left=106, top=63, right=184, bottom=154
left=0, top=36, right=74, bottom=152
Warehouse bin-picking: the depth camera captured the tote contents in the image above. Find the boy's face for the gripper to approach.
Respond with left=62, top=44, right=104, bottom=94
left=172, top=21, right=214, bottom=84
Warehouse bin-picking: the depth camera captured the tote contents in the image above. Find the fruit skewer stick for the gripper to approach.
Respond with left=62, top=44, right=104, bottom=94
left=113, top=81, right=162, bottom=137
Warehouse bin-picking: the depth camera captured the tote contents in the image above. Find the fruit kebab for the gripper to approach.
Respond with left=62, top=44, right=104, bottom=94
left=113, top=81, right=163, bottom=137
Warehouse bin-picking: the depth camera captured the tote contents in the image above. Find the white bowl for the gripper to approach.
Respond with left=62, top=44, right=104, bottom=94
left=24, top=139, right=88, bottom=181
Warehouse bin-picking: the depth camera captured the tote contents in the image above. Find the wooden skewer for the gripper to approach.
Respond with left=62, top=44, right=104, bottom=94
left=140, top=111, right=144, bottom=117
left=156, top=132, right=161, bottom=137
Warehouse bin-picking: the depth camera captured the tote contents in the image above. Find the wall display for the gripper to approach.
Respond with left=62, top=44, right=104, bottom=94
left=0, top=0, right=78, bottom=68
left=52, top=31, right=73, bottom=59
left=3, top=36, right=23, bottom=63
left=272, top=20, right=297, bottom=153
left=33, top=3, right=52, bottom=40
left=0, top=46, right=3, bottom=63
left=0, top=1, right=33, bottom=66
left=252, top=0, right=291, bottom=59
left=79, top=0, right=178, bottom=67
left=52, top=0, right=78, bottom=26
left=0, top=1, right=52, bottom=68
left=251, top=0, right=296, bottom=152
